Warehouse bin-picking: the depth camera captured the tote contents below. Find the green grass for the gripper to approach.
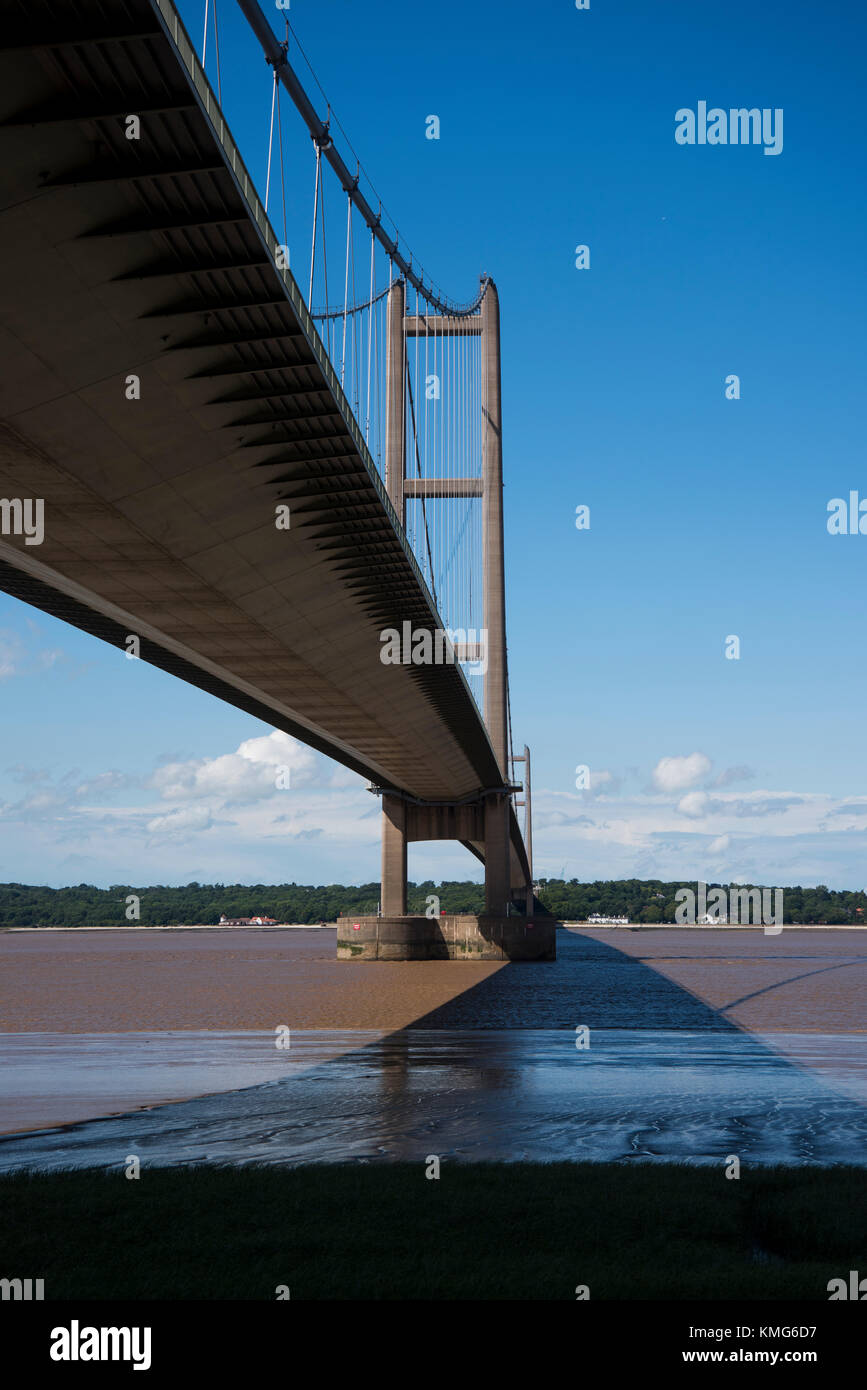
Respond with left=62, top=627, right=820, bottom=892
left=1, top=1162, right=864, bottom=1299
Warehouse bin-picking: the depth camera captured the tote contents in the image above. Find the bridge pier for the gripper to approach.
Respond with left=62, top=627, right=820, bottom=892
left=383, top=789, right=513, bottom=919
left=365, top=786, right=551, bottom=960
left=484, top=791, right=511, bottom=916
left=337, top=912, right=555, bottom=961
left=381, top=793, right=408, bottom=917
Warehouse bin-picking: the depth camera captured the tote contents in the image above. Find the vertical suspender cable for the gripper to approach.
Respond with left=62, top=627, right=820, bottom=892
left=373, top=272, right=379, bottom=464
left=341, top=193, right=351, bottom=388
left=212, top=0, right=223, bottom=104
left=318, top=145, right=330, bottom=357
left=349, top=205, right=359, bottom=418
left=276, top=79, right=288, bottom=252
left=308, top=143, right=321, bottom=308
left=406, top=362, right=436, bottom=604
left=450, top=318, right=458, bottom=628
left=365, top=228, right=374, bottom=444
left=438, top=323, right=443, bottom=619
left=423, top=306, right=429, bottom=494
left=414, top=285, right=420, bottom=570
left=201, top=0, right=209, bottom=64
left=265, top=70, right=277, bottom=212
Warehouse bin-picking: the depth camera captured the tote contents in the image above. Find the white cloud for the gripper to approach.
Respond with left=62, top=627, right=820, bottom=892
left=149, top=731, right=317, bottom=803
left=71, top=771, right=135, bottom=800
left=729, top=794, right=803, bottom=818
left=535, top=808, right=596, bottom=829
left=5, top=715, right=867, bottom=889
left=530, top=773, right=867, bottom=888
left=0, top=769, right=136, bottom=820
left=585, top=768, right=623, bottom=797
left=712, top=765, right=755, bottom=788
left=652, top=752, right=712, bottom=793
left=146, top=805, right=214, bottom=835
left=329, top=764, right=365, bottom=789
left=0, top=627, right=69, bottom=681
left=0, top=631, right=22, bottom=680
left=677, top=790, right=713, bottom=818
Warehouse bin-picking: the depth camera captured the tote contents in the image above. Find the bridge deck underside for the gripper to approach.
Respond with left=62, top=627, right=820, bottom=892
left=0, top=0, right=509, bottom=807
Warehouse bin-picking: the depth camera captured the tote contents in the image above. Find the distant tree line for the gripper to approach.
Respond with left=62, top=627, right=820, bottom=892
left=0, top=880, right=483, bottom=927
left=0, top=878, right=865, bottom=927
left=535, top=878, right=867, bottom=925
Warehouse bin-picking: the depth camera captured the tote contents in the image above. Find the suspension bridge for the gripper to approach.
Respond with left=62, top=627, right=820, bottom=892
left=0, top=0, right=552, bottom=959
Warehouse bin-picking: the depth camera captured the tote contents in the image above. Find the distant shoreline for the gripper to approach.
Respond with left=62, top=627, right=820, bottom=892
left=4, top=923, right=336, bottom=932
left=564, top=921, right=865, bottom=931
left=4, top=920, right=864, bottom=932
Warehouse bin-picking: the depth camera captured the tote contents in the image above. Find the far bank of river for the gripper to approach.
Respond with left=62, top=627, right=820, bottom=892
left=4, top=922, right=334, bottom=931
left=5, top=920, right=863, bottom=932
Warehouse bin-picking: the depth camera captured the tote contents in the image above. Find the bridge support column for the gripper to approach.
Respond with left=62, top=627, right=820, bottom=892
left=381, top=793, right=407, bottom=916
left=481, top=281, right=508, bottom=776
left=484, top=790, right=511, bottom=917
left=510, top=745, right=534, bottom=916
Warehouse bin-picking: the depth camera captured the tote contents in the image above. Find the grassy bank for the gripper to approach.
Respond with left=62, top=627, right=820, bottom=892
left=1, top=1162, right=864, bottom=1299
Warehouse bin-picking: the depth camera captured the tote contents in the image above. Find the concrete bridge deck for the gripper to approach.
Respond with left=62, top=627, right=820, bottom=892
left=0, top=0, right=504, bottom=805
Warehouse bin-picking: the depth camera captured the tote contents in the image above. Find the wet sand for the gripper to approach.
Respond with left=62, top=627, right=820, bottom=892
left=3, top=1027, right=866, bottom=1171
left=0, top=1030, right=368, bottom=1135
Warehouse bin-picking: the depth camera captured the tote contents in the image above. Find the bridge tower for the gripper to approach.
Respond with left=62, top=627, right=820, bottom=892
left=373, top=278, right=539, bottom=955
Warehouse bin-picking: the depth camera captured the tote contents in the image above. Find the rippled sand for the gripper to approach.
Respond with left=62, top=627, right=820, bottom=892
left=2, top=1029, right=866, bottom=1170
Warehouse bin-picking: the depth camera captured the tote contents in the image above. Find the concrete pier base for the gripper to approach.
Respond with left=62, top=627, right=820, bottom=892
left=336, top=914, right=556, bottom=961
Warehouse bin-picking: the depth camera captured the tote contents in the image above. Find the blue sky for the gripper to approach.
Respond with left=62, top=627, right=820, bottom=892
left=2, top=0, right=867, bottom=890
